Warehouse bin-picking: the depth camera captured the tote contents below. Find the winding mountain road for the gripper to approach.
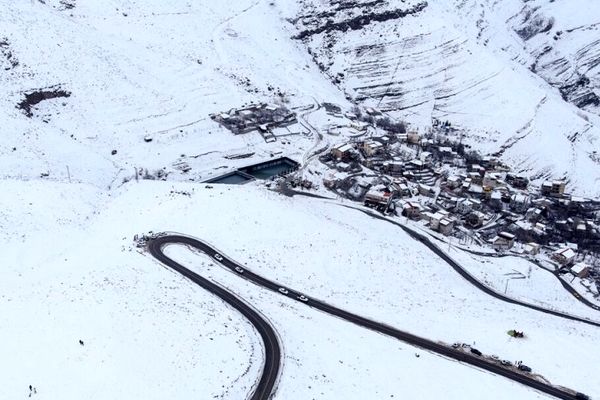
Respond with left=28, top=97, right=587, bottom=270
left=147, top=235, right=280, bottom=400
left=349, top=205, right=600, bottom=328
left=282, top=184, right=600, bottom=316
left=421, top=228, right=600, bottom=312
left=147, top=233, right=588, bottom=400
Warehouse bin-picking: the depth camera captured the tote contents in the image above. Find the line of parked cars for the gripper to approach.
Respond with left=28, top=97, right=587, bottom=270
left=278, top=287, right=309, bottom=302
left=451, top=343, right=521, bottom=371
left=214, top=254, right=311, bottom=303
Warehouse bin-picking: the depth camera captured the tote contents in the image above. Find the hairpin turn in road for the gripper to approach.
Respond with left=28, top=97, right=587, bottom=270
left=147, top=233, right=590, bottom=400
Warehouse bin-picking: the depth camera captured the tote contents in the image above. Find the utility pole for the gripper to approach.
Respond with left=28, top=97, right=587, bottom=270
left=66, top=165, right=71, bottom=183
left=504, top=278, right=511, bottom=294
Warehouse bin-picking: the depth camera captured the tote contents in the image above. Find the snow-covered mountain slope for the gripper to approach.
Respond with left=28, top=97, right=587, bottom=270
left=3, top=0, right=600, bottom=195
left=2, top=0, right=599, bottom=195
left=453, top=0, right=600, bottom=114
left=4, top=179, right=595, bottom=399
left=0, top=0, right=345, bottom=188
left=291, top=0, right=600, bottom=196
left=3, top=2, right=600, bottom=398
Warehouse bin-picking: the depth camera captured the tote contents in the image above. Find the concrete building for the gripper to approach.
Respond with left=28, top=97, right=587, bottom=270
left=438, top=217, right=455, bottom=236
left=571, top=262, right=591, bottom=278
left=351, top=121, right=370, bottom=132
left=552, top=247, right=577, bottom=265
left=401, top=201, right=422, bottom=220
left=468, top=171, right=483, bottom=185
left=429, top=211, right=450, bottom=231
left=541, top=180, right=566, bottom=196
left=522, top=242, right=540, bottom=255
left=322, top=175, right=336, bottom=189
left=331, top=143, right=354, bottom=161
left=526, top=207, right=544, bottom=222
left=481, top=156, right=498, bottom=169
left=362, top=141, right=384, bottom=157
left=492, top=232, right=515, bottom=251
left=455, top=198, right=477, bottom=215
left=336, top=162, right=351, bottom=172
left=408, top=159, right=425, bottom=170
left=364, top=189, right=393, bottom=208
left=506, top=173, right=529, bottom=189
left=456, top=198, right=472, bottom=215
left=420, top=151, right=433, bottom=163
left=467, top=184, right=484, bottom=198
left=385, top=161, right=404, bottom=176
left=365, top=107, right=382, bottom=116
left=483, top=173, right=504, bottom=188
left=552, top=180, right=566, bottom=195
left=489, top=190, right=504, bottom=211
left=390, top=179, right=411, bottom=197
left=418, top=183, right=435, bottom=197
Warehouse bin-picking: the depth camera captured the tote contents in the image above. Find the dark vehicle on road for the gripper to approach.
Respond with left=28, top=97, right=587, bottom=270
left=470, top=348, right=482, bottom=356
left=518, top=364, right=532, bottom=373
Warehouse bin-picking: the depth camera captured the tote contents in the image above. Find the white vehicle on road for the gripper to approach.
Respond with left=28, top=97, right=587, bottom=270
left=214, top=253, right=223, bottom=261
left=234, top=266, right=244, bottom=274
left=278, top=287, right=289, bottom=295
left=298, top=294, right=309, bottom=302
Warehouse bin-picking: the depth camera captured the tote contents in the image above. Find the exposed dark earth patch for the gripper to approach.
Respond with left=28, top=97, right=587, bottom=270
left=37, top=0, right=76, bottom=11
left=17, top=86, right=71, bottom=117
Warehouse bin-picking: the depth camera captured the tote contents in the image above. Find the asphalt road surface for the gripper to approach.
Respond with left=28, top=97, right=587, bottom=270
left=147, top=236, right=280, bottom=400
left=550, top=269, right=600, bottom=311
left=147, top=233, right=588, bottom=400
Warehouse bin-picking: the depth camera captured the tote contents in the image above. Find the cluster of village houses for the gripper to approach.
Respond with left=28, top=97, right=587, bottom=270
left=207, top=101, right=598, bottom=290
left=318, top=109, right=600, bottom=283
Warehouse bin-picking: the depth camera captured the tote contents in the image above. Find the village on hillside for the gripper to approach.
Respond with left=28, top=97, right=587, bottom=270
left=318, top=105, right=600, bottom=300
left=207, top=101, right=600, bottom=304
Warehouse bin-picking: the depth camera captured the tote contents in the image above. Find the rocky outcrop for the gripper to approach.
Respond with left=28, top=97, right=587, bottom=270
left=288, top=0, right=600, bottom=195
left=506, top=3, right=600, bottom=115
left=513, top=6, right=554, bottom=41
left=0, top=38, right=19, bottom=70
left=294, top=1, right=428, bottom=39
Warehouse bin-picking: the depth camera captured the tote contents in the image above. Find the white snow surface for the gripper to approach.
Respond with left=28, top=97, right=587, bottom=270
left=2, top=1, right=600, bottom=399
left=3, top=180, right=599, bottom=399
